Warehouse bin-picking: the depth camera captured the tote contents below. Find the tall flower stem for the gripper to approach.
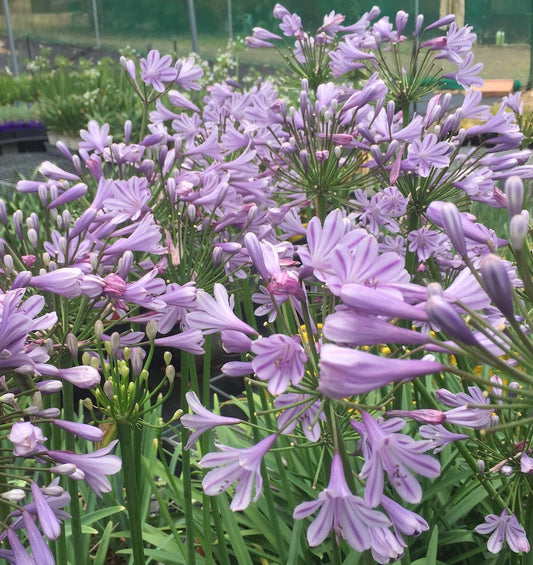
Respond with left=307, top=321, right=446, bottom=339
left=525, top=490, right=533, bottom=565
left=116, top=421, right=145, bottom=565
left=62, top=380, right=85, bottom=564
left=181, top=352, right=197, bottom=565
left=201, top=336, right=213, bottom=564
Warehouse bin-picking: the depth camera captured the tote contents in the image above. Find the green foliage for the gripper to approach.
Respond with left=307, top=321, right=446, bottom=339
left=0, top=102, right=40, bottom=123
left=0, top=50, right=142, bottom=137
left=0, top=74, right=34, bottom=105
left=31, top=55, right=142, bottom=136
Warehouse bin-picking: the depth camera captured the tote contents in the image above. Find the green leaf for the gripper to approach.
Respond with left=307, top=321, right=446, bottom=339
left=217, top=492, right=254, bottom=565
left=425, top=524, right=439, bottom=565
left=287, top=518, right=304, bottom=565
left=80, top=505, right=125, bottom=526
left=93, top=520, right=114, bottom=565
left=444, top=484, right=489, bottom=524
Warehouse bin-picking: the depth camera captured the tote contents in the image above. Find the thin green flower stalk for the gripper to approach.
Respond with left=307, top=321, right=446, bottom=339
left=89, top=324, right=178, bottom=565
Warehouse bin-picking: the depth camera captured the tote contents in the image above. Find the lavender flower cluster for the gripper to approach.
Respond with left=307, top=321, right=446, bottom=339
left=1, top=3, right=532, bottom=562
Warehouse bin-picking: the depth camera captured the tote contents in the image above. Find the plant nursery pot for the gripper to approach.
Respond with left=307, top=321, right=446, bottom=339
left=0, top=122, right=48, bottom=154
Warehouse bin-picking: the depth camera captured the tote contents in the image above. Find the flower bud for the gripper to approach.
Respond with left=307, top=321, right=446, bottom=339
left=441, top=202, right=467, bottom=256
left=35, top=408, right=61, bottom=418
left=3, top=254, right=14, bottom=273
left=0, top=199, right=6, bottom=225
left=27, top=228, right=38, bottom=248
left=110, top=332, right=121, bottom=356
left=212, top=246, right=224, bottom=267
left=165, top=365, right=175, bottom=383
left=504, top=176, right=524, bottom=218
left=130, top=347, right=145, bottom=378
left=36, top=380, right=63, bottom=394
left=299, top=149, right=309, bottom=170
left=66, top=333, right=79, bottom=360
left=38, top=185, right=48, bottom=206
left=395, top=10, right=409, bottom=36
left=146, top=320, right=159, bottom=341
left=509, top=211, right=529, bottom=251
left=41, top=485, right=65, bottom=496
left=103, top=380, right=115, bottom=400
left=94, top=320, right=104, bottom=341
left=124, top=119, right=132, bottom=143
left=501, top=465, right=513, bottom=476
left=72, top=154, right=83, bottom=176
left=81, top=398, right=93, bottom=411
left=50, top=463, right=78, bottom=475
left=480, top=254, right=514, bottom=319
left=1, top=489, right=26, bottom=501
left=425, top=295, right=478, bottom=346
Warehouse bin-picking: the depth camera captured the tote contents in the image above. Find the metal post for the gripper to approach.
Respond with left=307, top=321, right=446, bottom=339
left=186, top=0, right=199, bottom=53
left=526, top=0, right=533, bottom=90
left=227, top=0, right=233, bottom=42
left=91, top=0, right=101, bottom=49
left=3, top=0, right=19, bottom=77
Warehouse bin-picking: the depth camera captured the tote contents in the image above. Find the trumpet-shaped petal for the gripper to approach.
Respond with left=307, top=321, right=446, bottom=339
left=418, top=424, right=468, bottom=453
left=475, top=510, right=530, bottom=554
left=319, top=344, right=442, bottom=399
left=251, top=334, right=307, bottom=394
left=200, top=434, right=277, bottom=511
left=47, top=440, right=121, bottom=498
left=352, top=412, right=440, bottom=506
left=381, top=495, right=429, bottom=536
left=186, top=284, right=257, bottom=336
left=9, top=422, right=47, bottom=457
left=274, top=393, right=325, bottom=442
left=293, top=453, right=391, bottom=550
left=181, top=392, right=241, bottom=450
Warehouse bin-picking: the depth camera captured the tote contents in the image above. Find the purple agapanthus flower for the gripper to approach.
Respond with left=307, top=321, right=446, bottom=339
left=6, top=479, right=70, bottom=542
left=446, top=51, right=483, bottom=88
left=381, top=495, right=429, bottom=537
left=405, top=133, right=451, bottom=177
left=174, top=56, right=204, bottom=90
left=251, top=334, right=307, bottom=394
left=418, top=424, right=468, bottom=453
left=200, top=434, right=277, bottom=511
left=436, top=386, right=496, bottom=429
left=102, top=176, right=151, bottom=224
left=407, top=227, right=446, bottom=261
left=181, top=391, right=241, bottom=450
left=79, top=120, right=110, bottom=154
left=352, top=412, right=441, bottom=506
left=46, top=440, right=122, bottom=498
left=186, top=283, right=257, bottom=336
left=319, top=344, right=442, bottom=399
left=475, top=510, right=530, bottom=554
left=274, top=393, right=325, bottom=441
left=293, top=453, right=393, bottom=551
left=140, top=50, right=178, bottom=92
left=9, top=422, right=47, bottom=457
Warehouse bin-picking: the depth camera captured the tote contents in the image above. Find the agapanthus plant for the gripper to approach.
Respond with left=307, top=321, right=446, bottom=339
left=3, top=3, right=533, bottom=563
